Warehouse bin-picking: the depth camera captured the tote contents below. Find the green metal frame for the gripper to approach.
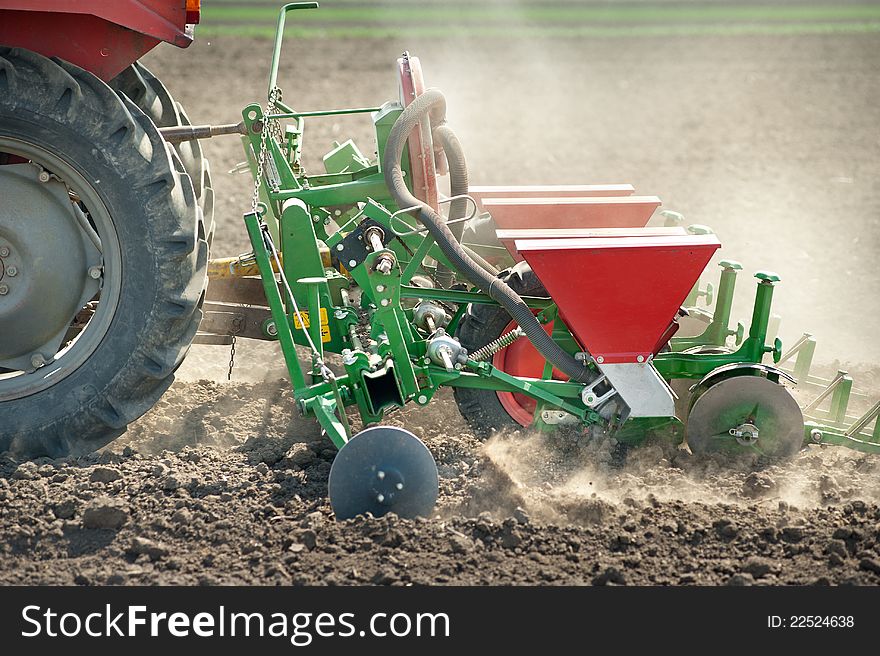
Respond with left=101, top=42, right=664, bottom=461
left=234, top=2, right=880, bottom=456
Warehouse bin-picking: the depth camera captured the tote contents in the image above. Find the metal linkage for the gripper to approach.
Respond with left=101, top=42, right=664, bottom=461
left=159, top=122, right=247, bottom=143
left=804, top=370, right=853, bottom=424
left=846, top=401, right=880, bottom=440
left=778, top=332, right=817, bottom=384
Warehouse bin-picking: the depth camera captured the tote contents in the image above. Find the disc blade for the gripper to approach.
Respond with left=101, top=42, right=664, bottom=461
left=686, top=375, right=804, bottom=459
left=328, top=426, right=439, bottom=520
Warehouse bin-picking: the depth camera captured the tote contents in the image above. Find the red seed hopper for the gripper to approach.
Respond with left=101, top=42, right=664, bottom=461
left=482, top=195, right=661, bottom=231
left=517, top=234, right=721, bottom=363
left=496, top=226, right=688, bottom=261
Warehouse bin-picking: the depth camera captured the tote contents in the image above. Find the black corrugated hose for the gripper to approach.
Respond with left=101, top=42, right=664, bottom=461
left=382, top=88, right=593, bottom=384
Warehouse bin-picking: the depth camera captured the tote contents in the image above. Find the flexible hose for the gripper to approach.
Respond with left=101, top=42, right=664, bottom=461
left=432, top=123, right=498, bottom=276
left=382, top=89, right=593, bottom=384
left=433, top=124, right=467, bottom=241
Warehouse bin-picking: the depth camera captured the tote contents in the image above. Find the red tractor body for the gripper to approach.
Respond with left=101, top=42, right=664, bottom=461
left=0, top=0, right=197, bottom=80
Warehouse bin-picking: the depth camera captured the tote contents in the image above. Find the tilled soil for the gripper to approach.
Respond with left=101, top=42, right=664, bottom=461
left=2, top=380, right=880, bottom=586
left=2, top=32, right=880, bottom=585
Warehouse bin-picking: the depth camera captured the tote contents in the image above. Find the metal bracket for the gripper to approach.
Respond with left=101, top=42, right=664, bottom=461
left=580, top=374, right=616, bottom=408
left=598, top=362, right=676, bottom=418
left=335, top=218, right=388, bottom=271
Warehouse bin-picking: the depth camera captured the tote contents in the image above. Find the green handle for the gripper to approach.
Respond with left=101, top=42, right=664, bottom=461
left=754, top=270, right=781, bottom=283
left=771, top=337, right=783, bottom=364
left=269, top=3, right=321, bottom=95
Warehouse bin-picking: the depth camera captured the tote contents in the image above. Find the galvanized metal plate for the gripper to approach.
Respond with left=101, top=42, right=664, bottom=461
left=328, top=426, right=438, bottom=520
left=686, top=375, right=804, bottom=459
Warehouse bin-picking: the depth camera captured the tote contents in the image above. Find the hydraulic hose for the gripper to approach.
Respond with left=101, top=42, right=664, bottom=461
left=382, top=89, right=593, bottom=384
left=433, top=124, right=467, bottom=241
left=432, top=123, right=498, bottom=277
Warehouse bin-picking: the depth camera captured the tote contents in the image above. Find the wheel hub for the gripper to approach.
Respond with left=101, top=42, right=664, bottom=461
left=686, top=375, right=804, bottom=459
left=729, top=422, right=759, bottom=445
left=0, top=164, right=101, bottom=370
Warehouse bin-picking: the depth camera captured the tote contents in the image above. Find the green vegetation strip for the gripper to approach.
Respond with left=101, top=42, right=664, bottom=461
left=197, top=21, right=880, bottom=40
left=202, top=4, right=880, bottom=24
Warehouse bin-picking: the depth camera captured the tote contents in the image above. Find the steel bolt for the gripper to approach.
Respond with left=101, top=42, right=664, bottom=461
left=87, top=266, right=102, bottom=279
left=376, top=285, right=385, bottom=293
left=377, top=471, right=385, bottom=480
left=266, top=321, right=278, bottom=337
left=38, top=171, right=50, bottom=183
left=810, top=428, right=823, bottom=443
left=596, top=356, right=604, bottom=364
left=380, top=299, right=389, bottom=307
left=376, top=494, right=385, bottom=503
left=348, top=259, right=357, bottom=268
left=5, top=266, right=16, bottom=277
left=0, top=246, right=9, bottom=257
left=336, top=244, right=344, bottom=252
left=395, top=483, right=403, bottom=490
left=334, top=309, right=347, bottom=320
left=0, top=284, right=7, bottom=295
left=637, top=355, right=645, bottom=363
left=375, top=256, right=394, bottom=275
left=30, top=353, right=45, bottom=369
left=417, top=394, right=428, bottom=404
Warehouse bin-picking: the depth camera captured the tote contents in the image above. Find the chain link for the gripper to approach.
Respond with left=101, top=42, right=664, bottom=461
left=227, top=334, right=236, bottom=381
left=228, top=88, right=282, bottom=382
left=251, top=86, right=282, bottom=216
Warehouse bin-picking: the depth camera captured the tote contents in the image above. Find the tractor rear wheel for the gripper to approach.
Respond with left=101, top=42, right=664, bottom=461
left=0, top=49, right=207, bottom=458
left=453, top=261, right=563, bottom=436
left=111, top=62, right=215, bottom=247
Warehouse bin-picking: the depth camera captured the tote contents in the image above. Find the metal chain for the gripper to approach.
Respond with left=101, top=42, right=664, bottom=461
left=243, top=88, right=331, bottom=383
left=227, top=334, right=236, bottom=381
left=227, top=88, right=282, bottom=382
left=251, top=86, right=282, bottom=215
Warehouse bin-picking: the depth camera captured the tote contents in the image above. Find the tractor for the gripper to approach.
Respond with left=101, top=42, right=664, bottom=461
left=1, top=2, right=878, bottom=520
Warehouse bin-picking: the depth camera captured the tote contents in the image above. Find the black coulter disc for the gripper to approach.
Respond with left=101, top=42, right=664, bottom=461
left=328, top=426, right=439, bottom=520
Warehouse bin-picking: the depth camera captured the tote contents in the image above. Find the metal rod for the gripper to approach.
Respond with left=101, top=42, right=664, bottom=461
left=268, top=3, right=320, bottom=95
left=845, top=400, right=880, bottom=438
left=805, top=371, right=848, bottom=413
left=267, top=107, right=381, bottom=119
left=159, top=122, right=247, bottom=143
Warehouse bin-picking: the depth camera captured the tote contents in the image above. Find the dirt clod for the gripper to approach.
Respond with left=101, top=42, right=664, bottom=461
left=89, top=467, right=122, bottom=483
left=81, top=498, right=128, bottom=530
left=127, top=537, right=169, bottom=562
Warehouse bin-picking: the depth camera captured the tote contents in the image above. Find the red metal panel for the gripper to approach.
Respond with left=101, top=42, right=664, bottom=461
left=470, top=184, right=634, bottom=212
left=0, top=2, right=190, bottom=79
left=496, top=226, right=688, bottom=261
left=483, top=195, right=661, bottom=231
left=517, top=234, right=721, bottom=363
left=397, top=54, right=439, bottom=211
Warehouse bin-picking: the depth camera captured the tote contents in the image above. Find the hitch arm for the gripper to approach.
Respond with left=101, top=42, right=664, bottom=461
left=159, top=122, right=248, bottom=143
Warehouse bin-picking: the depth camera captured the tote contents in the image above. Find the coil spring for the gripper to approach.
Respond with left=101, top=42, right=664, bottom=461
left=471, top=327, right=525, bottom=362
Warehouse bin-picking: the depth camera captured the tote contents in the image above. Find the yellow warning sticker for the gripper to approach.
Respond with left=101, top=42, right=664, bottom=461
left=293, top=307, right=331, bottom=343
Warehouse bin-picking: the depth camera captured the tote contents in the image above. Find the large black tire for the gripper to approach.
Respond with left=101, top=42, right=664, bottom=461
left=453, top=261, right=547, bottom=437
left=0, top=48, right=207, bottom=458
left=110, top=62, right=215, bottom=247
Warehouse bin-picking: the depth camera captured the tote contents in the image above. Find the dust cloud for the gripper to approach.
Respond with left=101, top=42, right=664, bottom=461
left=475, top=428, right=880, bottom=523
